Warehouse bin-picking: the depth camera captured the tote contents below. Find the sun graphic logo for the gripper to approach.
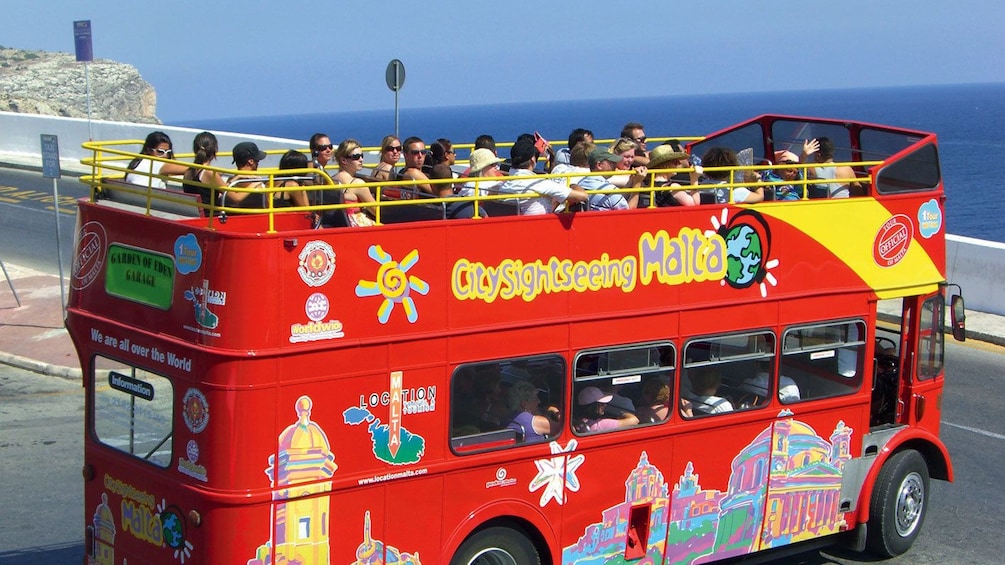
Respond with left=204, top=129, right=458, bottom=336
left=708, top=208, right=779, bottom=297
left=355, top=245, right=430, bottom=324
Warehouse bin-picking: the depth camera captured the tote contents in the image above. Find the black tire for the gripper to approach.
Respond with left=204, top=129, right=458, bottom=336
left=866, top=449, right=930, bottom=557
left=450, top=526, right=541, bottom=565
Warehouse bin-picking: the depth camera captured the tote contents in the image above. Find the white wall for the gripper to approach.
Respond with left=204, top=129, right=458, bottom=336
left=0, top=111, right=303, bottom=173
left=0, top=112, right=1000, bottom=316
left=946, top=234, right=1005, bottom=315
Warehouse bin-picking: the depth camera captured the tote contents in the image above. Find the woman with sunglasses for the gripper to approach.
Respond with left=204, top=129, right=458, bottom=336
left=372, top=134, right=402, bottom=182
left=125, top=131, right=187, bottom=188
left=333, top=138, right=376, bottom=226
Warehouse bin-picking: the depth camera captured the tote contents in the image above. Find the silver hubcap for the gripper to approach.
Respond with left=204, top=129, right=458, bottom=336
left=895, top=471, right=925, bottom=537
left=467, top=547, right=518, bottom=565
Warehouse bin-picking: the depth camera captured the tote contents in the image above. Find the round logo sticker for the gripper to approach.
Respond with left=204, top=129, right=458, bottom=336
left=182, top=388, right=210, bottom=433
left=305, top=292, right=330, bottom=322
left=873, top=215, right=913, bottom=268
left=298, top=240, right=336, bottom=287
left=71, top=221, right=107, bottom=290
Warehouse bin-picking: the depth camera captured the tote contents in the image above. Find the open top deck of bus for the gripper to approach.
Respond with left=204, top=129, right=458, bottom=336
left=71, top=114, right=947, bottom=356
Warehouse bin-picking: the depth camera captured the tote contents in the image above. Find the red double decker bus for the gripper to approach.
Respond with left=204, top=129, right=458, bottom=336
left=69, top=114, right=964, bottom=564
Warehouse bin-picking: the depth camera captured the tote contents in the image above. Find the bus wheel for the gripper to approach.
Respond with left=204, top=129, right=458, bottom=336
left=867, top=449, right=929, bottom=557
left=450, top=526, right=541, bottom=565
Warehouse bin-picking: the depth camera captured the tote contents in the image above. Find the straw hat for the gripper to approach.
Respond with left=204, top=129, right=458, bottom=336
left=648, top=144, right=689, bottom=169
left=469, top=148, right=503, bottom=174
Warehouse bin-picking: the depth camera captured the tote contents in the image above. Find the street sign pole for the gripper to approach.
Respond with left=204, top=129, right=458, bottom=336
left=385, top=59, right=406, bottom=139
left=41, top=134, right=67, bottom=315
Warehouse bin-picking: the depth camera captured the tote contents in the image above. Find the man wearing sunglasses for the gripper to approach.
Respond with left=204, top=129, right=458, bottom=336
left=400, top=136, right=433, bottom=195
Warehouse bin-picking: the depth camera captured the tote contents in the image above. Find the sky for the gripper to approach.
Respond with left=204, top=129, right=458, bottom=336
left=3, top=1, right=1004, bottom=123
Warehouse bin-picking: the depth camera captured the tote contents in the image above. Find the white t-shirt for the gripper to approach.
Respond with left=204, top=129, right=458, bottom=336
left=691, top=394, right=733, bottom=414
left=498, top=168, right=572, bottom=215
left=743, top=371, right=801, bottom=403
left=125, top=158, right=168, bottom=189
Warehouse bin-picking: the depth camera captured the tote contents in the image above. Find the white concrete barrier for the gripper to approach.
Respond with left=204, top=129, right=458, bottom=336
left=0, top=111, right=303, bottom=173
left=0, top=112, right=1001, bottom=316
left=946, top=234, right=1005, bottom=316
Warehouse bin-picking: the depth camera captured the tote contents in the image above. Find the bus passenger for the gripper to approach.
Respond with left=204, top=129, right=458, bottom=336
left=125, top=131, right=188, bottom=188
left=497, top=136, right=588, bottom=215
left=765, top=150, right=804, bottom=201
left=309, top=133, right=335, bottom=181
left=553, top=128, right=594, bottom=169
left=372, top=135, right=402, bottom=182
left=550, top=141, right=593, bottom=185
left=333, top=139, right=376, bottom=227
left=400, top=136, right=434, bottom=194
left=428, top=138, right=456, bottom=169
left=575, top=386, right=639, bottom=432
left=182, top=131, right=226, bottom=207
left=579, top=148, right=640, bottom=211
left=637, top=379, right=671, bottom=423
left=606, top=137, right=648, bottom=188
left=648, top=142, right=700, bottom=207
left=620, top=121, right=649, bottom=158
left=505, top=381, right=561, bottom=442
left=701, top=146, right=764, bottom=204
left=805, top=137, right=861, bottom=198
left=276, top=150, right=310, bottom=208
left=225, top=142, right=268, bottom=208
left=684, top=366, right=734, bottom=415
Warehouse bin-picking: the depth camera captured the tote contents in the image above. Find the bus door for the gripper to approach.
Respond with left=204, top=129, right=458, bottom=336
left=895, top=290, right=946, bottom=431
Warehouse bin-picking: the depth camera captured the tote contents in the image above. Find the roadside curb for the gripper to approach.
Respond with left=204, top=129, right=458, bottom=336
left=0, top=351, right=81, bottom=381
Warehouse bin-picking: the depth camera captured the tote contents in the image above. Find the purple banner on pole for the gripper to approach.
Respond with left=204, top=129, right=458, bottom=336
left=74, top=20, right=92, bottom=62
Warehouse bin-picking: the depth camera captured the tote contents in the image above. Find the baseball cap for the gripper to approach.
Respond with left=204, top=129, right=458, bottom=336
left=587, top=148, right=623, bottom=168
left=578, top=386, right=613, bottom=406
left=510, top=136, right=539, bottom=166
left=233, top=141, right=267, bottom=164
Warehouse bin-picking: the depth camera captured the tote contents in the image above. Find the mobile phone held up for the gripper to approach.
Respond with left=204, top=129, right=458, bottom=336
left=534, top=131, right=548, bottom=154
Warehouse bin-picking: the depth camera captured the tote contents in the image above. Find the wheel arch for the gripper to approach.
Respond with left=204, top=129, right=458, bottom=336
left=440, top=501, right=557, bottom=565
left=857, top=428, right=952, bottom=520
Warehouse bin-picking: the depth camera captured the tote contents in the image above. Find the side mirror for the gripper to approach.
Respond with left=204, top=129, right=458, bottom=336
left=951, top=295, right=966, bottom=342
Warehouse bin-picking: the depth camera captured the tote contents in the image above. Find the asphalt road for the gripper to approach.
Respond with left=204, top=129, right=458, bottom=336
left=0, top=166, right=85, bottom=275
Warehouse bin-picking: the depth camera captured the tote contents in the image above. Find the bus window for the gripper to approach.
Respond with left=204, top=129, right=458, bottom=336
left=92, top=355, right=174, bottom=468
left=450, top=354, right=565, bottom=453
left=917, top=295, right=945, bottom=380
left=781, top=320, right=866, bottom=402
left=572, top=342, right=674, bottom=434
left=681, top=332, right=775, bottom=417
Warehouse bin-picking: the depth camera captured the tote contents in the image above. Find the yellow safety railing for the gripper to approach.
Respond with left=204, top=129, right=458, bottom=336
left=79, top=139, right=884, bottom=233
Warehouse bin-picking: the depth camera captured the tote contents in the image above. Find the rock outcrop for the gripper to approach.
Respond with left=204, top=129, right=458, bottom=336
left=0, top=46, right=159, bottom=124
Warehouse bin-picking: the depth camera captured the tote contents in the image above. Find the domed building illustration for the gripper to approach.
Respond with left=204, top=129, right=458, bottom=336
left=249, top=396, right=338, bottom=565
left=90, top=492, right=116, bottom=565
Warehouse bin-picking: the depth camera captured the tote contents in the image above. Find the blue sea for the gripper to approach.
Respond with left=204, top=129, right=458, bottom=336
left=175, top=83, right=1005, bottom=243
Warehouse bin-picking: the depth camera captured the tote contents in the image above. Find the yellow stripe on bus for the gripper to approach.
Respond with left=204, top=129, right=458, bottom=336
left=757, top=199, right=942, bottom=299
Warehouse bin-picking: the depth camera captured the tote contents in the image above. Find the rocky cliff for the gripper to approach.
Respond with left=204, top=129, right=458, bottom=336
left=0, top=47, right=159, bottom=124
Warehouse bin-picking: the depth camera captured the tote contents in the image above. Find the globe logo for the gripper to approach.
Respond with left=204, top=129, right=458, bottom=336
left=724, top=223, right=763, bottom=288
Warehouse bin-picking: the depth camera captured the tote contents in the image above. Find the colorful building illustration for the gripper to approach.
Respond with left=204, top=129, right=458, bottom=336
left=562, top=451, right=671, bottom=563
left=567, top=419, right=854, bottom=565
left=351, top=511, right=422, bottom=565
left=90, top=492, right=116, bottom=565
left=249, top=396, right=338, bottom=565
